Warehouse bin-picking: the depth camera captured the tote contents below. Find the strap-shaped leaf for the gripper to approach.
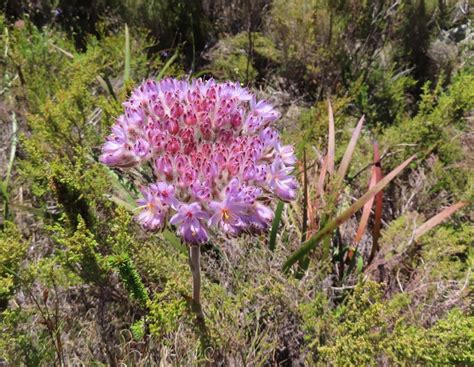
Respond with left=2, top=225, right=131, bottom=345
left=269, top=201, right=284, bottom=252
left=414, top=201, right=468, bottom=241
left=353, top=168, right=377, bottom=245
left=124, top=24, right=131, bottom=82
left=370, top=143, right=383, bottom=262
left=157, top=48, right=179, bottom=81
left=337, top=115, right=364, bottom=179
left=283, top=155, right=415, bottom=273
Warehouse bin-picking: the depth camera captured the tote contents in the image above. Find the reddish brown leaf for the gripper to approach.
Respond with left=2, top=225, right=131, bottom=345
left=414, top=201, right=468, bottom=241
left=370, top=142, right=383, bottom=262
left=310, top=155, right=328, bottom=233
left=307, top=164, right=316, bottom=236
left=353, top=168, right=377, bottom=246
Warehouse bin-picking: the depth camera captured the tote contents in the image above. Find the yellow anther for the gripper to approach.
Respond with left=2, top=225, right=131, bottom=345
left=222, top=209, right=230, bottom=221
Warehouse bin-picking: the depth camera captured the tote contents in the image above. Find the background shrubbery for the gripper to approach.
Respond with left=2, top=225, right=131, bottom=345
left=0, top=0, right=472, bottom=365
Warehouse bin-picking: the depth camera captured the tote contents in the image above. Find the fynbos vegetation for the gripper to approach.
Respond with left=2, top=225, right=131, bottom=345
left=0, top=1, right=472, bottom=365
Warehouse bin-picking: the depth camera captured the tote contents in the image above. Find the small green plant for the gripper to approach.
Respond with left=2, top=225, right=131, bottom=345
left=301, top=281, right=474, bottom=365
left=0, top=222, right=27, bottom=308
left=107, top=254, right=149, bottom=307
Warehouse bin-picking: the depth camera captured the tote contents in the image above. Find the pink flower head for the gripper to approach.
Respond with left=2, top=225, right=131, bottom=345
left=100, top=78, right=298, bottom=245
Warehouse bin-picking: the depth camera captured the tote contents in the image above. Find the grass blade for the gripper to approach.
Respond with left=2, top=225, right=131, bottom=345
left=104, top=169, right=136, bottom=207
left=413, top=201, right=468, bottom=241
left=337, top=115, right=364, bottom=179
left=283, top=154, right=416, bottom=273
left=192, top=69, right=212, bottom=79
left=109, top=195, right=135, bottom=212
left=163, top=229, right=187, bottom=253
left=327, top=100, right=335, bottom=176
left=124, top=24, right=131, bottom=82
left=269, top=201, right=284, bottom=252
left=97, top=75, right=117, bottom=101
left=157, top=48, right=179, bottom=81
left=369, top=143, right=383, bottom=262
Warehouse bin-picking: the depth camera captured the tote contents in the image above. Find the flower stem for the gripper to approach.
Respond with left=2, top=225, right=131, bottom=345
left=189, top=245, right=204, bottom=320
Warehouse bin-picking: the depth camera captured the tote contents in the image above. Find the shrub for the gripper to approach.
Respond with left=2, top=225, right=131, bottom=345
left=0, top=222, right=27, bottom=308
left=206, top=32, right=281, bottom=83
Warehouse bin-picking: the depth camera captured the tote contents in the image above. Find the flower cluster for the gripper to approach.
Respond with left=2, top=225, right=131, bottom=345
left=101, top=78, right=298, bottom=244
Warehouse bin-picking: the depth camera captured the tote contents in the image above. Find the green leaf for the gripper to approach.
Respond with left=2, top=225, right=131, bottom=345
left=353, top=167, right=377, bottom=245
left=192, top=69, right=213, bottom=79
left=105, top=193, right=184, bottom=254
left=269, top=201, right=284, bottom=252
left=97, top=75, right=117, bottom=101
left=157, top=48, right=179, bottom=81
left=357, top=256, right=364, bottom=273
left=301, top=148, right=308, bottom=243
left=163, top=229, right=186, bottom=254
left=99, top=164, right=185, bottom=254
left=321, top=234, right=331, bottom=262
left=101, top=165, right=136, bottom=207
left=124, top=24, right=131, bottom=82
left=0, top=182, right=7, bottom=201
left=108, top=195, right=135, bottom=212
